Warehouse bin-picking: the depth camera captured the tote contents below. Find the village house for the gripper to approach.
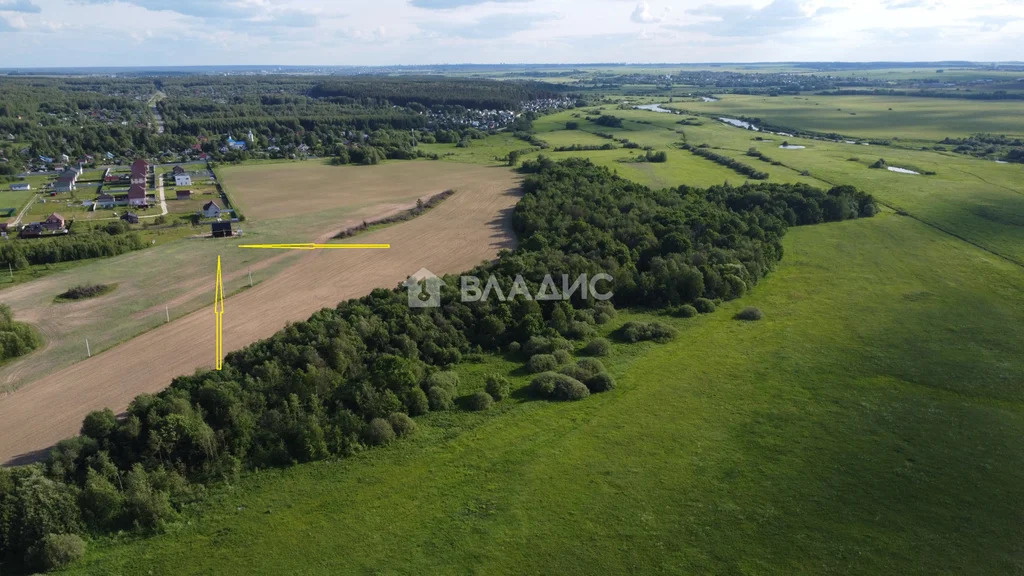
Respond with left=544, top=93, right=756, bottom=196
left=42, top=212, right=66, bottom=232
left=120, top=212, right=139, bottom=224
left=202, top=200, right=222, bottom=219
left=174, top=173, right=192, bottom=186
left=175, top=189, right=193, bottom=200
left=172, top=165, right=186, bottom=175
left=130, top=158, right=148, bottom=186
left=9, top=183, right=30, bottom=191
left=54, top=168, right=78, bottom=193
left=128, top=183, right=148, bottom=207
left=94, top=193, right=115, bottom=208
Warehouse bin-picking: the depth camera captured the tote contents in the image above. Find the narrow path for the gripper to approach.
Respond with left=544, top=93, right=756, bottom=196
left=11, top=193, right=37, bottom=227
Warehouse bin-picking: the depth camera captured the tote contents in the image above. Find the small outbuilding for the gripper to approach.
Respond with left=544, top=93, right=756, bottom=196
left=211, top=221, right=233, bottom=238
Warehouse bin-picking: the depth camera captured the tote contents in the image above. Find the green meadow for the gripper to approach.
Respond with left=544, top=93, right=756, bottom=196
left=68, top=94, right=1024, bottom=574
left=665, top=94, right=1024, bottom=142
left=70, top=211, right=1024, bottom=575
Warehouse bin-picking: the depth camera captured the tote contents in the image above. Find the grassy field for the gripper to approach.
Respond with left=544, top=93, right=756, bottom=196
left=69, top=210, right=1024, bottom=575
left=665, top=94, right=1024, bottom=141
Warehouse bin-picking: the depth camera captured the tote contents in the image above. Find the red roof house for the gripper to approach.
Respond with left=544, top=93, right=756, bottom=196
left=128, top=183, right=148, bottom=206
left=42, top=212, right=66, bottom=231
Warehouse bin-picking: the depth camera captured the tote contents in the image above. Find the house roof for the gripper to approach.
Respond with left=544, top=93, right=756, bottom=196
left=47, top=212, right=64, bottom=221
left=131, top=158, right=148, bottom=171
left=176, top=189, right=192, bottom=197
left=203, top=201, right=220, bottom=210
left=128, top=184, right=146, bottom=198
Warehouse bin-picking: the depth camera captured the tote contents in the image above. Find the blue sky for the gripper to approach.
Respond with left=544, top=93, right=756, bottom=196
left=1, top=0, right=1022, bottom=67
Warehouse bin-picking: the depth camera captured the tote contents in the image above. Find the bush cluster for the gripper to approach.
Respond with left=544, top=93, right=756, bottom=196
left=680, top=143, right=769, bottom=180
left=618, top=321, right=678, bottom=343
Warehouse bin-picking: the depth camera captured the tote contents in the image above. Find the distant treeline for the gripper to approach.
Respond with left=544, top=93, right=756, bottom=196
left=0, top=229, right=146, bottom=270
left=816, top=89, right=1024, bottom=101
left=0, top=158, right=876, bottom=573
left=310, top=77, right=562, bottom=109
left=680, top=143, right=770, bottom=180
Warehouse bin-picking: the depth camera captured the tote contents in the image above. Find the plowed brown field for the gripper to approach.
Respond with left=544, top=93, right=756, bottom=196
left=0, top=162, right=520, bottom=465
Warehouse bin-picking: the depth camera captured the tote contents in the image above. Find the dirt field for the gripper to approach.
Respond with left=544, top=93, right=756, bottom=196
left=0, top=162, right=520, bottom=465
left=221, top=160, right=492, bottom=222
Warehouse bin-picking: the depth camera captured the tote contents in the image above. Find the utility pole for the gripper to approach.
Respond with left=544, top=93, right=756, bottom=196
left=85, top=338, right=91, bottom=358
left=165, top=306, right=170, bottom=323
left=248, top=267, right=253, bottom=287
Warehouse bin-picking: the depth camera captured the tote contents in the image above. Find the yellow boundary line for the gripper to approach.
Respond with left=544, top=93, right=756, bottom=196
left=214, top=255, right=225, bottom=370
left=238, top=243, right=391, bottom=250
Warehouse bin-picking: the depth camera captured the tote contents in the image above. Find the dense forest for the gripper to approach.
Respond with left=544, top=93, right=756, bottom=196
left=0, top=159, right=875, bottom=573
left=309, top=77, right=560, bottom=109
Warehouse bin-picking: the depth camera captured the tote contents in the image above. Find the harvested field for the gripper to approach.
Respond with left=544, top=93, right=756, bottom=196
left=221, top=160, right=493, bottom=222
left=0, top=163, right=520, bottom=464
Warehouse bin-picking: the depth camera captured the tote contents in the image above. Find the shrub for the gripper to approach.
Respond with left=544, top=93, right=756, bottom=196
left=403, top=387, right=430, bottom=416
left=694, top=298, right=717, bottom=313
left=364, top=418, right=396, bottom=446
left=485, top=374, right=511, bottom=401
left=387, top=413, right=417, bottom=437
left=425, top=371, right=459, bottom=395
left=565, top=321, right=595, bottom=340
left=530, top=372, right=559, bottom=397
left=735, top=307, right=764, bottom=321
left=674, top=304, right=699, bottom=318
left=467, top=391, right=494, bottom=411
left=506, top=341, right=522, bottom=355
left=523, top=336, right=552, bottom=356
left=585, top=372, right=617, bottom=393
left=427, top=386, right=454, bottom=411
left=531, top=372, right=589, bottom=401
left=38, top=533, right=86, bottom=571
left=559, top=364, right=589, bottom=381
left=553, top=349, right=572, bottom=365
left=618, top=321, right=678, bottom=343
left=575, top=358, right=606, bottom=380
left=553, top=375, right=590, bottom=401
left=57, top=284, right=111, bottom=301
left=583, top=337, right=611, bottom=356
left=527, top=353, right=558, bottom=373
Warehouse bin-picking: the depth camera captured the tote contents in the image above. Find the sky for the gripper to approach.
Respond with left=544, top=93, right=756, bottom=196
left=0, top=0, right=1022, bottom=67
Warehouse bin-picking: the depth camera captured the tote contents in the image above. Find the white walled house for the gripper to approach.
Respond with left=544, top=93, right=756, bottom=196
left=174, top=174, right=192, bottom=186
left=202, top=200, right=222, bottom=219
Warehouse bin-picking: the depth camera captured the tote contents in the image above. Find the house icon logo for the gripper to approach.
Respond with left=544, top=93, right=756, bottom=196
left=405, top=268, right=442, bottom=308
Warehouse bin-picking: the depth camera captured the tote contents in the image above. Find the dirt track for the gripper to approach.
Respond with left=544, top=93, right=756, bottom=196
left=0, top=166, right=520, bottom=465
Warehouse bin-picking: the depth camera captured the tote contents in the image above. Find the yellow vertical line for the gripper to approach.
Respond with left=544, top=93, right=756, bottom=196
left=215, top=255, right=224, bottom=370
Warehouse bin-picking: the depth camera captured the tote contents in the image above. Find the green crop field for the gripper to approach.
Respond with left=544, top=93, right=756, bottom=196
left=665, top=94, right=1024, bottom=141
left=61, top=91, right=1024, bottom=575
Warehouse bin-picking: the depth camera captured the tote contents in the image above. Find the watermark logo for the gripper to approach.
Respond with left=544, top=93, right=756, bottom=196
left=404, top=269, right=612, bottom=308
left=405, top=267, right=442, bottom=308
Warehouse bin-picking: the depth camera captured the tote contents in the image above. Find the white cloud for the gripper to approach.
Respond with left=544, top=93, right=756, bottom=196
left=631, top=1, right=667, bottom=23
left=1, top=0, right=1023, bottom=65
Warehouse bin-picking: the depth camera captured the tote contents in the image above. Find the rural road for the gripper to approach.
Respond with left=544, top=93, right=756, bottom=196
left=0, top=169, right=521, bottom=465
